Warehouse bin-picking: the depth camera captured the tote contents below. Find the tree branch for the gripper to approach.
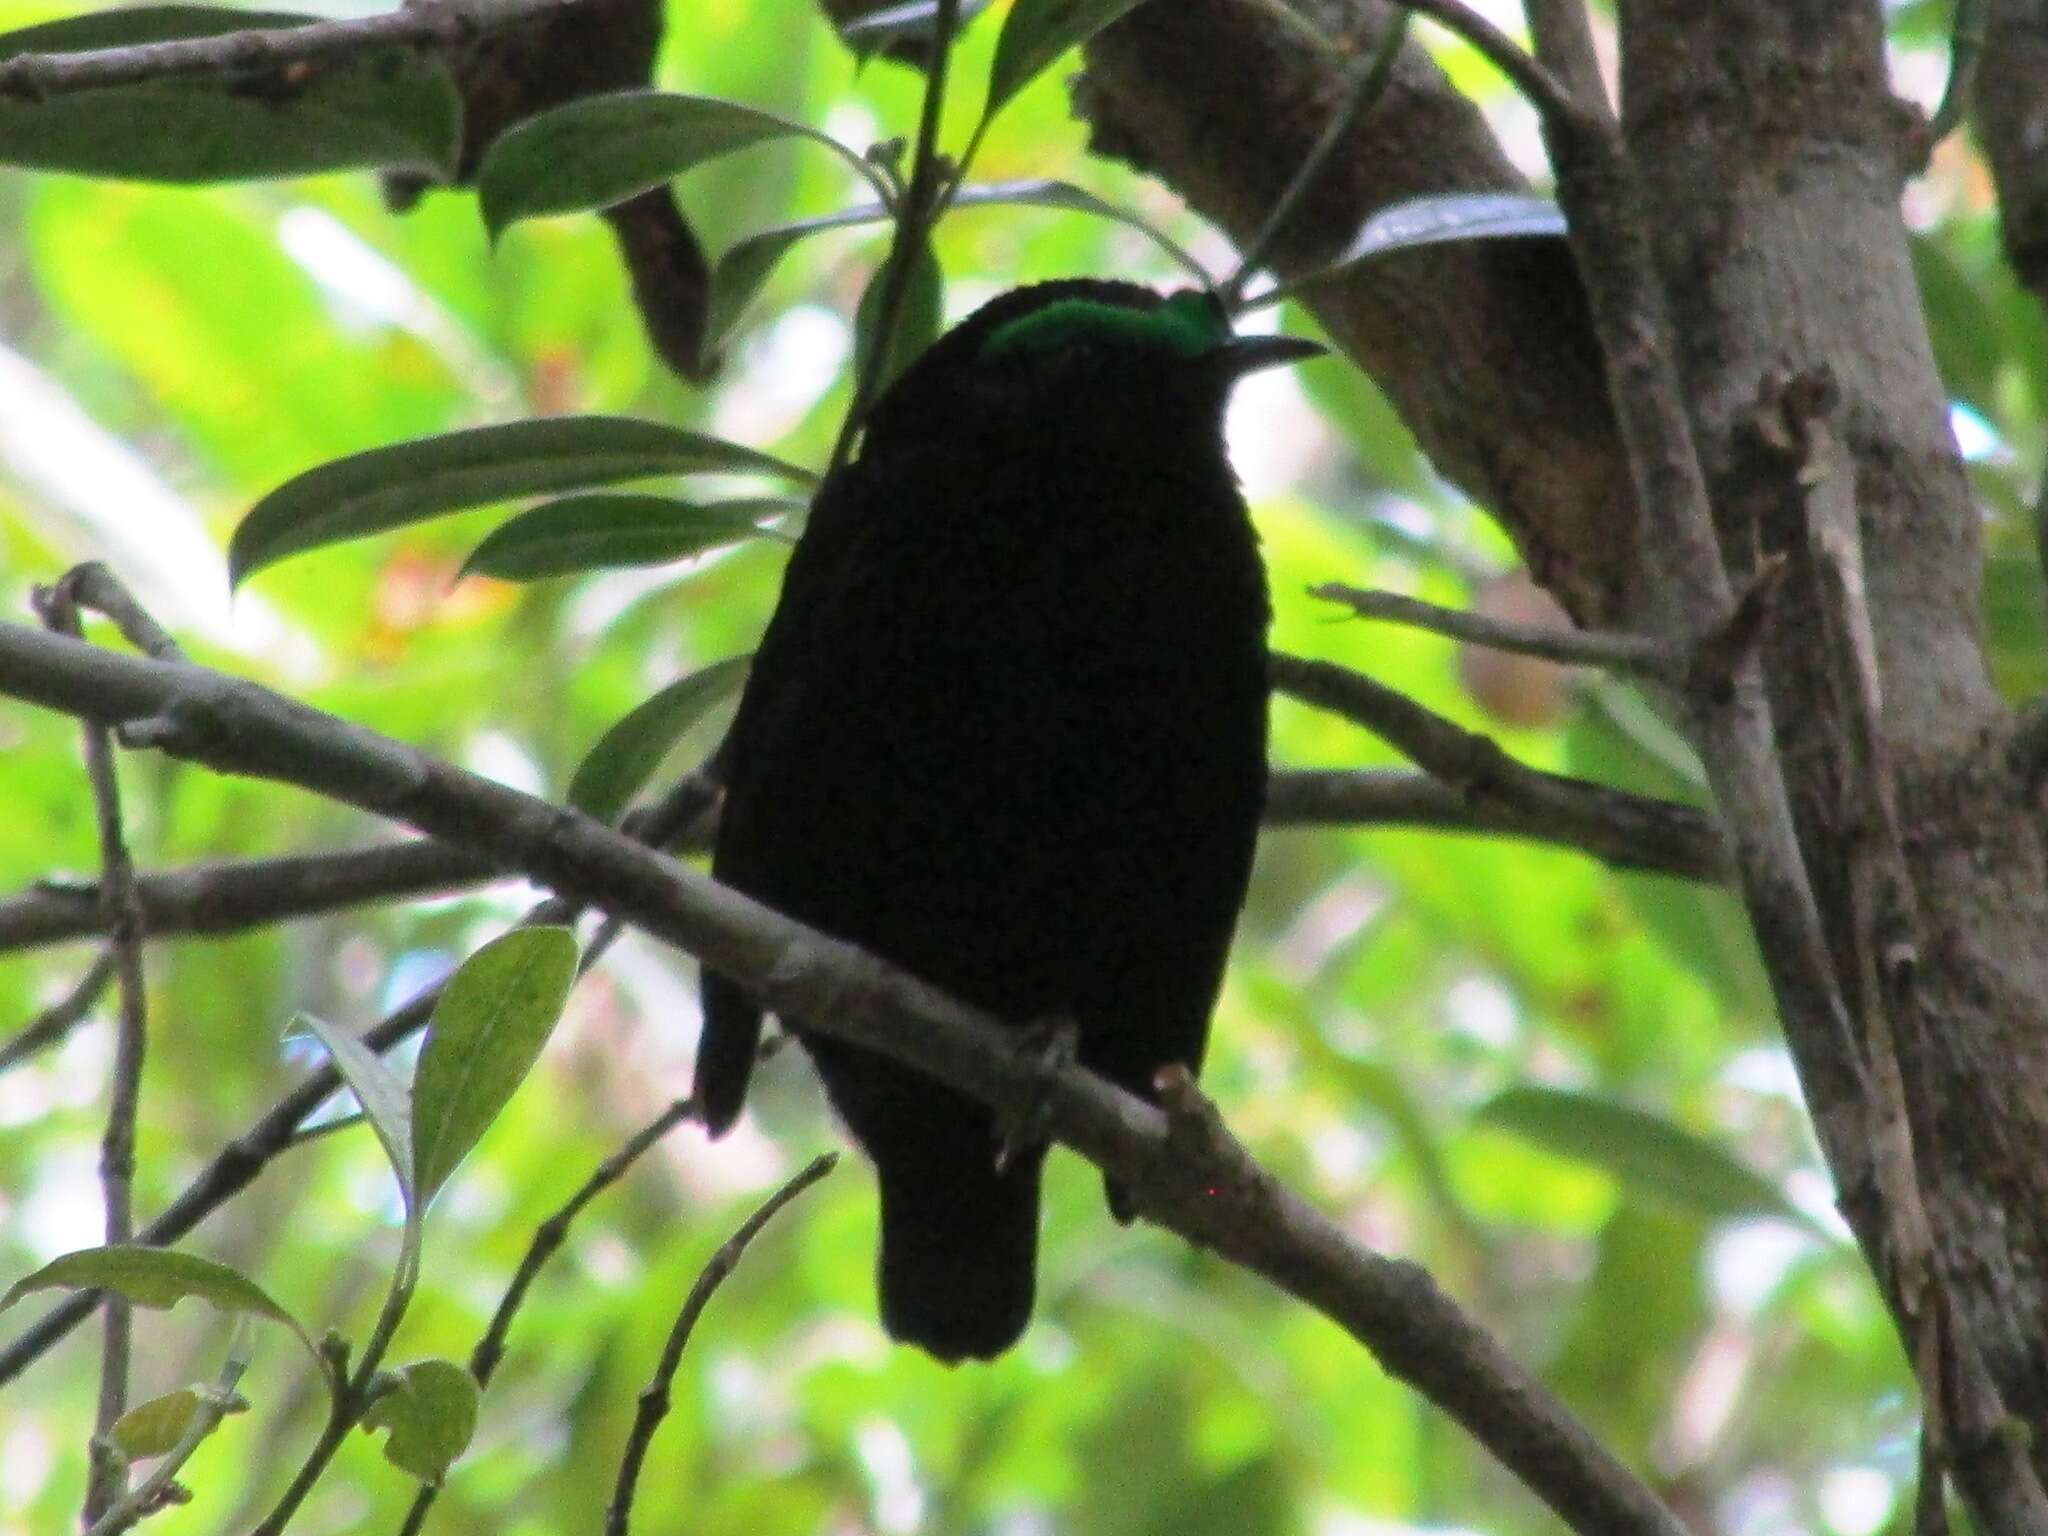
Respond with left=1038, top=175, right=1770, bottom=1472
left=0, top=619, right=1691, bottom=1535
left=0, top=755, right=1728, bottom=955
left=0, top=0, right=589, bottom=100
left=1269, top=652, right=1731, bottom=879
left=1309, top=582, right=1680, bottom=679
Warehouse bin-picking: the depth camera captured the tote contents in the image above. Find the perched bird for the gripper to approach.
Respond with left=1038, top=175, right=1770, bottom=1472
left=696, top=279, right=1322, bottom=1361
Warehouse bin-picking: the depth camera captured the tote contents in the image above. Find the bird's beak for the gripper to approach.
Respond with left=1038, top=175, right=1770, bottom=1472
left=1216, top=333, right=1327, bottom=377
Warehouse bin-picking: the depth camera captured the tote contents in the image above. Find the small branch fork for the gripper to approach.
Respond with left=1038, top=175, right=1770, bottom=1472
left=0, top=615, right=1690, bottom=1535
left=1377, top=0, right=2048, bottom=1526
left=0, top=0, right=588, bottom=101
left=32, top=566, right=160, bottom=1528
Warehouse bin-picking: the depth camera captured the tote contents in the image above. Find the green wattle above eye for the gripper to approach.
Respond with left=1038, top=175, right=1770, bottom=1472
left=980, top=289, right=1232, bottom=363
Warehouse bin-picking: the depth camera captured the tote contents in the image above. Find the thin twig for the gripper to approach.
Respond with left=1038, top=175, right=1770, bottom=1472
left=395, top=1097, right=700, bottom=1536
left=1386, top=0, right=1588, bottom=127
left=34, top=574, right=151, bottom=1528
left=605, top=1153, right=838, bottom=1536
left=1220, top=11, right=1411, bottom=306
left=1309, top=582, right=1679, bottom=679
left=825, top=0, right=965, bottom=476
left=0, top=946, right=117, bottom=1073
left=1268, top=651, right=1732, bottom=877
left=0, top=0, right=581, bottom=100
left=1926, top=0, right=1987, bottom=157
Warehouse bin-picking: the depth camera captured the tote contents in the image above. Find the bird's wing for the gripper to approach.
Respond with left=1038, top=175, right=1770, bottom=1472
left=693, top=462, right=885, bottom=1136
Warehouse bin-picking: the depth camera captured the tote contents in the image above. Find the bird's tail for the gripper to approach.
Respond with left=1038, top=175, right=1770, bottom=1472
left=876, top=1151, right=1044, bottom=1363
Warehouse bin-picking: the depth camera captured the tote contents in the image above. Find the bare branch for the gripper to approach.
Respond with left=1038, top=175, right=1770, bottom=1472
left=1309, top=582, right=1679, bottom=679
left=33, top=573, right=151, bottom=1528
left=0, top=619, right=1692, bottom=1534
left=605, top=1153, right=838, bottom=1536
left=1269, top=652, right=1731, bottom=879
left=0, top=0, right=587, bottom=100
left=0, top=946, right=117, bottom=1072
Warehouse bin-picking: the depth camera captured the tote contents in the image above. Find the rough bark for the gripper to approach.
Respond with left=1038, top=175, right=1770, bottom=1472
left=1083, top=0, right=2048, bottom=1506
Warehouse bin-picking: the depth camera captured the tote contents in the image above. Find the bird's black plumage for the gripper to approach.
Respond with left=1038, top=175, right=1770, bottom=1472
left=696, top=280, right=1318, bottom=1362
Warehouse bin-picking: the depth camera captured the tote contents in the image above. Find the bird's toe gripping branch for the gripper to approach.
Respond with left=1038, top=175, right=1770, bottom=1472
left=994, top=1014, right=1081, bottom=1174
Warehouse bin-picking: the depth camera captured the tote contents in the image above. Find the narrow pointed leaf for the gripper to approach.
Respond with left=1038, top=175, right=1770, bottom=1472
left=230, top=417, right=815, bottom=588
left=838, top=0, right=993, bottom=56
left=0, top=8, right=458, bottom=182
left=477, top=90, right=892, bottom=239
left=460, top=494, right=797, bottom=581
left=295, top=1013, right=415, bottom=1212
left=1, top=1245, right=318, bottom=1362
left=361, top=1358, right=479, bottom=1484
left=1242, top=194, right=1563, bottom=313
left=853, top=241, right=942, bottom=395
left=707, top=180, right=1206, bottom=351
left=411, top=928, right=578, bottom=1206
left=951, top=178, right=1209, bottom=285
left=1475, top=1087, right=1818, bottom=1230
left=982, top=0, right=1150, bottom=129
left=708, top=204, right=896, bottom=348
left=567, top=656, right=752, bottom=824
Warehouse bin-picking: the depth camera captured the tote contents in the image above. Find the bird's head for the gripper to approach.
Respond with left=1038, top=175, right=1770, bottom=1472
left=860, top=280, right=1324, bottom=453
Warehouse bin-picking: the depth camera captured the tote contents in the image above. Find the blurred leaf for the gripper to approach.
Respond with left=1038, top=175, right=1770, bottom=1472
left=111, top=1387, right=203, bottom=1459
left=1243, top=194, right=1565, bottom=310
left=1475, top=1086, right=1812, bottom=1227
left=477, top=89, right=892, bottom=238
left=295, top=1012, right=416, bottom=1213
left=462, top=492, right=798, bottom=581
left=231, top=417, right=816, bottom=587
left=412, top=927, right=578, bottom=1206
left=708, top=204, right=895, bottom=347
left=950, top=177, right=1208, bottom=285
left=0, top=8, right=458, bottom=182
left=981, top=0, right=1150, bottom=134
left=853, top=239, right=942, bottom=392
left=361, top=1358, right=479, bottom=1484
left=1, top=1245, right=318, bottom=1362
left=708, top=178, right=1202, bottom=350
left=567, top=655, right=752, bottom=823
left=839, top=0, right=994, bottom=42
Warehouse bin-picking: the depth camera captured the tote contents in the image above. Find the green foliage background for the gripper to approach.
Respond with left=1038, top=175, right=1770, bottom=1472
left=0, top=2, right=2032, bottom=1532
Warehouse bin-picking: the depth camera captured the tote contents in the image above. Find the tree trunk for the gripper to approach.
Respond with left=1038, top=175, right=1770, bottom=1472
left=1084, top=0, right=2048, bottom=1514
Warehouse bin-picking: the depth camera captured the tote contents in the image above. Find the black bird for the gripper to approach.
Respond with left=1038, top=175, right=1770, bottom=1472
left=696, top=280, right=1321, bottom=1361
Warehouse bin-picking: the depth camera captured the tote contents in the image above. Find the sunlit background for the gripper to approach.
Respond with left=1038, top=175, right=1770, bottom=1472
left=2, top=1, right=2039, bottom=1532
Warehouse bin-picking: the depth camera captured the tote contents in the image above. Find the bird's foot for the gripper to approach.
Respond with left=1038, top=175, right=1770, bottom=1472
left=994, top=1014, right=1079, bottom=1174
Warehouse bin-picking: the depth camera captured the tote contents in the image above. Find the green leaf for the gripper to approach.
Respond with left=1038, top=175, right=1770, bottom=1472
left=1239, top=193, right=1567, bottom=311
left=230, top=417, right=816, bottom=588
left=706, top=179, right=1204, bottom=350
left=477, top=89, right=893, bottom=239
left=411, top=928, right=579, bottom=1207
left=708, top=205, right=897, bottom=349
left=460, top=493, right=797, bottom=581
left=853, top=240, right=943, bottom=394
left=0, top=8, right=458, bottom=183
left=1, top=1245, right=318, bottom=1362
left=360, top=1358, right=479, bottom=1485
left=566, top=656, right=753, bottom=824
left=950, top=178, right=1210, bottom=286
left=981, top=0, right=1150, bottom=132
left=1474, top=1087, right=1816, bottom=1229
left=295, top=1013, right=415, bottom=1214
left=110, top=1385, right=243, bottom=1460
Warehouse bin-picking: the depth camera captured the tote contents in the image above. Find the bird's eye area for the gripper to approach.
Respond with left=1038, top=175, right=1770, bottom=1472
left=980, top=289, right=1232, bottom=364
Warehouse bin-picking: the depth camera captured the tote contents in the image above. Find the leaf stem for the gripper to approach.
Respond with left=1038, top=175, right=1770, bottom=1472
left=825, top=0, right=966, bottom=476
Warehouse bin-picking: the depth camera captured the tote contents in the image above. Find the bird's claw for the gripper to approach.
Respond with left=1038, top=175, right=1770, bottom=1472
left=995, top=1015, right=1079, bottom=1174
